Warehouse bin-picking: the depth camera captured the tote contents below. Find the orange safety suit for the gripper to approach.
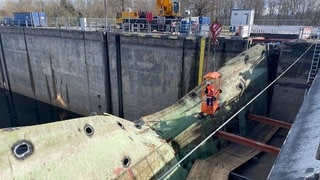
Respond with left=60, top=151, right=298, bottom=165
left=205, top=84, right=215, bottom=106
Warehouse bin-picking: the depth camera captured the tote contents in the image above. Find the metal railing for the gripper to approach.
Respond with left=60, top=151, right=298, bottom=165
left=2, top=16, right=319, bottom=34
left=46, top=17, right=117, bottom=31
left=219, top=18, right=317, bottom=26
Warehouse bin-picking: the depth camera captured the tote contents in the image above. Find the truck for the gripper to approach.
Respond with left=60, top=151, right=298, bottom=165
left=115, top=10, right=141, bottom=25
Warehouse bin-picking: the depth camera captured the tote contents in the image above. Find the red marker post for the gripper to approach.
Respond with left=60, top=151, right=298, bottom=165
left=146, top=12, right=153, bottom=23
left=146, top=12, right=153, bottom=33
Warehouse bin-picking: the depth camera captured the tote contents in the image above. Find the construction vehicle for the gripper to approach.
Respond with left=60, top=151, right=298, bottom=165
left=155, top=0, right=181, bottom=17
left=116, top=0, right=181, bottom=31
left=198, top=72, right=222, bottom=118
left=115, top=10, right=142, bottom=25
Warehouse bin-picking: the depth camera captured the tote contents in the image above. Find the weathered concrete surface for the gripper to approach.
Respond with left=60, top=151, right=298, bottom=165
left=0, top=27, right=250, bottom=121
left=107, top=34, right=199, bottom=120
left=0, top=28, right=109, bottom=117
left=269, top=41, right=315, bottom=122
left=105, top=34, right=250, bottom=120
left=268, top=73, right=320, bottom=180
left=206, top=37, right=251, bottom=71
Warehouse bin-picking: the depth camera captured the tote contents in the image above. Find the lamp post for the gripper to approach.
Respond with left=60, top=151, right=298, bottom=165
left=128, top=8, right=131, bottom=32
left=104, top=0, right=108, bottom=31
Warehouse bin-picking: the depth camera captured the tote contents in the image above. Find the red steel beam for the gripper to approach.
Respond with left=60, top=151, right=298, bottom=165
left=247, top=114, right=292, bottom=129
left=215, top=131, right=280, bottom=155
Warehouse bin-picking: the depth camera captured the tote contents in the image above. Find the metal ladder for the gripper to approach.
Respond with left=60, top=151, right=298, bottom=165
left=305, top=39, right=320, bottom=96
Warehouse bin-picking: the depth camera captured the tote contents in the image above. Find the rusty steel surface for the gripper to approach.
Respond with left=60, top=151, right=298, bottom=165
left=247, top=113, right=292, bottom=129
left=215, top=131, right=280, bottom=155
left=187, top=123, right=279, bottom=180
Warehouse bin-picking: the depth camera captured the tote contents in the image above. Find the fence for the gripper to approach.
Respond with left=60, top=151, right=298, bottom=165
left=45, top=17, right=318, bottom=29
left=46, top=17, right=117, bottom=31
left=219, top=18, right=317, bottom=26
left=3, top=16, right=319, bottom=34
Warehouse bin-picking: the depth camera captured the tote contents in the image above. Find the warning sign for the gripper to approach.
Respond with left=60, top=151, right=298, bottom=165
left=210, top=21, right=222, bottom=45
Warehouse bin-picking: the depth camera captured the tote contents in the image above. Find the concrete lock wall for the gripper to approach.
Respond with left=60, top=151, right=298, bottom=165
left=269, top=41, right=315, bottom=122
left=0, top=27, right=249, bottom=121
left=212, top=38, right=250, bottom=69
left=107, top=34, right=200, bottom=120
left=0, top=28, right=109, bottom=116
left=107, top=34, right=249, bottom=120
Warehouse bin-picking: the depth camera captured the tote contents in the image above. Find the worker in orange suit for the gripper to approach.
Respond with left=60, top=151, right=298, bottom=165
left=205, top=81, right=215, bottom=106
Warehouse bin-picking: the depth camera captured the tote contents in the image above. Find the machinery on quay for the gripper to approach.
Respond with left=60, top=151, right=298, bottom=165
left=116, top=0, right=181, bottom=31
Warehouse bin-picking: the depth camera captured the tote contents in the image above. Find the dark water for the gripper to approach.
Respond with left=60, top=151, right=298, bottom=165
left=0, top=88, right=82, bottom=129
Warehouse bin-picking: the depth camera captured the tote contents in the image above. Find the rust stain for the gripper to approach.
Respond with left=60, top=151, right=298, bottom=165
left=49, top=56, right=57, bottom=99
left=135, top=128, right=150, bottom=135
left=126, top=168, right=134, bottom=180
left=114, top=167, right=123, bottom=175
left=45, top=75, right=52, bottom=104
left=113, top=167, right=134, bottom=180
left=56, top=93, right=68, bottom=108
left=66, top=84, right=69, bottom=106
left=144, top=143, right=156, bottom=151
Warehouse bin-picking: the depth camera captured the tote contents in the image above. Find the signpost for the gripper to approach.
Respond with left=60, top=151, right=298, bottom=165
left=146, top=12, right=153, bottom=33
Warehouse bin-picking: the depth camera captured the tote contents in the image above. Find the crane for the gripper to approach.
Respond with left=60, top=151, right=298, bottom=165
left=155, top=0, right=181, bottom=17
left=115, top=0, right=181, bottom=31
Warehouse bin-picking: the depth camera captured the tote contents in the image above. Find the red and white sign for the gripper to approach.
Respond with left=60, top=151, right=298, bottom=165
left=210, top=21, right=222, bottom=37
left=146, top=12, right=154, bottom=23
left=210, top=21, right=222, bottom=45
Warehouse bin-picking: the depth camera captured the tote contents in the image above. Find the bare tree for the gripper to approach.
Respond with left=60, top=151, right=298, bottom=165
left=109, top=0, right=124, bottom=15
left=0, top=0, right=319, bottom=26
left=182, top=0, right=212, bottom=17
left=73, top=0, right=87, bottom=16
left=45, top=0, right=61, bottom=17
left=267, top=0, right=278, bottom=17
left=251, top=0, right=265, bottom=18
left=303, top=0, right=320, bottom=25
left=1, top=0, right=35, bottom=13
left=59, top=0, right=76, bottom=16
left=215, top=0, right=234, bottom=19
